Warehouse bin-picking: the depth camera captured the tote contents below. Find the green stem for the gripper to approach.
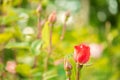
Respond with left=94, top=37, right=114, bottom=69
left=67, top=77, right=71, bottom=80
left=76, top=63, right=83, bottom=80
left=33, top=56, right=37, bottom=68
left=66, top=71, right=71, bottom=80
left=60, top=21, right=67, bottom=40
left=37, top=16, right=42, bottom=39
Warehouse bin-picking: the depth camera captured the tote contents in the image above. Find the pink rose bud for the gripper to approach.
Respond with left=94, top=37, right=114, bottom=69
left=65, top=10, right=70, bottom=21
left=48, top=11, right=57, bottom=23
left=5, top=61, right=16, bottom=74
left=65, top=10, right=70, bottom=17
left=64, top=59, right=72, bottom=71
left=36, top=4, right=42, bottom=14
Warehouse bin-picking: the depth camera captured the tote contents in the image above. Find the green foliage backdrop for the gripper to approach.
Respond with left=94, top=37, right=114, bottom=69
left=0, top=0, right=120, bottom=80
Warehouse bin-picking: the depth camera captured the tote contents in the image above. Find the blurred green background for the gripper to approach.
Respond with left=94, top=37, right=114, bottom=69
left=0, top=0, right=120, bottom=80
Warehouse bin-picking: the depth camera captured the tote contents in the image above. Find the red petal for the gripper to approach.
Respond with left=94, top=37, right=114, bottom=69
left=74, top=44, right=90, bottom=64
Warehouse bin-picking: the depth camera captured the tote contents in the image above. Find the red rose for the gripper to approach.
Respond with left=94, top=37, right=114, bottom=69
left=74, top=44, right=90, bottom=64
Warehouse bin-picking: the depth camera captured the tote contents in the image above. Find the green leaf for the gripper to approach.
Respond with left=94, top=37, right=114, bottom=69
left=43, top=69, right=58, bottom=80
left=1, top=15, right=19, bottom=25
left=16, top=64, right=31, bottom=77
left=31, top=68, right=42, bottom=77
left=0, top=32, right=13, bottom=44
left=3, top=49, right=15, bottom=63
left=42, top=21, right=50, bottom=48
left=16, top=55, right=34, bottom=67
left=30, top=40, right=42, bottom=55
left=5, top=42, right=30, bottom=49
left=13, top=26, right=23, bottom=41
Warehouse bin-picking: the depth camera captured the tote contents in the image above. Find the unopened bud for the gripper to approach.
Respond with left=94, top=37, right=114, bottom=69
left=64, top=59, right=72, bottom=71
left=66, top=71, right=71, bottom=76
left=36, top=4, right=42, bottom=14
left=48, top=11, right=57, bottom=23
left=65, top=10, right=70, bottom=21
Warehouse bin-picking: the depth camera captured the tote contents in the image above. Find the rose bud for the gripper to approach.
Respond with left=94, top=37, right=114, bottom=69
left=5, top=61, right=17, bottom=74
left=66, top=70, right=72, bottom=77
left=36, top=4, right=42, bottom=14
left=74, top=44, right=90, bottom=64
left=48, top=11, right=57, bottom=23
left=64, top=59, right=72, bottom=71
left=65, top=10, right=70, bottom=21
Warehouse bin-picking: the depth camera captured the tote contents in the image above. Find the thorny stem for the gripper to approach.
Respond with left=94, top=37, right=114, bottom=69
left=36, top=4, right=42, bottom=39
left=44, top=23, right=54, bottom=71
left=65, top=71, right=71, bottom=80
left=33, top=56, right=37, bottom=68
left=37, top=16, right=42, bottom=39
left=34, top=15, right=41, bottom=68
left=76, top=63, right=83, bottom=80
left=0, top=25, right=5, bottom=33
left=60, top=21, right=67, bottom=40
left=67, top=74, right=71, bottom=80
left=60, top=10, right=70, bottom=40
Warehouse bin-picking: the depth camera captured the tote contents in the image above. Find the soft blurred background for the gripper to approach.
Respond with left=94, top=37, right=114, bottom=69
left=0, top=0, right=120, bottom=80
